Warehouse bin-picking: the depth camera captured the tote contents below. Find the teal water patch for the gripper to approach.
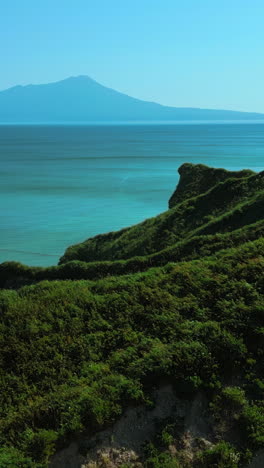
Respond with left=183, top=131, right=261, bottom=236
left=0, top=123, right=263, bottom=266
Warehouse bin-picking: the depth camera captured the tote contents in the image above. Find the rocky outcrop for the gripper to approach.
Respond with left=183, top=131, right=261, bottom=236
left=168, top=163, right=254, bottom=208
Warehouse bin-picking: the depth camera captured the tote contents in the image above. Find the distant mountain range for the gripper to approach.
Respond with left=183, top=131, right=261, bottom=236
left=0, top=75, right=263, bottom=123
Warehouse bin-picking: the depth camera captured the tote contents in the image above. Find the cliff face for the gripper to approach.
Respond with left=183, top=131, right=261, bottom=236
left=168, top=163, right=254, bottom=208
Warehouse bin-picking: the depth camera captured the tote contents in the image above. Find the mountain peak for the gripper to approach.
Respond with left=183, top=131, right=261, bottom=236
left=63, top=75, right=97, bottom=83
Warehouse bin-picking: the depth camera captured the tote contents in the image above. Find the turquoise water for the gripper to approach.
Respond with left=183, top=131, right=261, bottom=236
left=0, top=123, right=263, bottom=266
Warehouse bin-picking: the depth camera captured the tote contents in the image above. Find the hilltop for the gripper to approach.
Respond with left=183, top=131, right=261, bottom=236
left=0, top=164, right=263, bottom=467
left=0, top=76, right=264, bottom=123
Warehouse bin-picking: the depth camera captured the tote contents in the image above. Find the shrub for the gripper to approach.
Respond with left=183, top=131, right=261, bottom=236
left=196, top=441, right=240, bottom=467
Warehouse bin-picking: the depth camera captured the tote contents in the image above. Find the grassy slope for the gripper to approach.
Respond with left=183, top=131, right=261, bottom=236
left=0, top=164, right=263, bottom=467
left=59, top=166, right=263, bottom=264
left=0, top=164, right=263, bottom=289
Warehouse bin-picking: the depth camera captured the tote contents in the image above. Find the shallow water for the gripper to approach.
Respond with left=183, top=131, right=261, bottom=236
left=0, top=123, right=263, bottom=266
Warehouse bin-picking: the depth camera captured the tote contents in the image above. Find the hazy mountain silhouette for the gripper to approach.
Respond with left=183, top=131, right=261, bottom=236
left=0, top=75, right=263, bottom=123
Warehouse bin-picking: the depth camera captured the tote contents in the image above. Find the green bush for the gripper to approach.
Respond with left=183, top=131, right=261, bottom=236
left=144, top=443, right=180, bottom=468
left=241, top=404, right=264, bottom=448
left=196, top=441, right=240, bottom=467
left=0, top=447, right=35, bottom=468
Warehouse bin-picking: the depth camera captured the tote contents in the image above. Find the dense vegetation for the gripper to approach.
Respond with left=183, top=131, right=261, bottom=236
left=0, top=164, right=263, bottom=467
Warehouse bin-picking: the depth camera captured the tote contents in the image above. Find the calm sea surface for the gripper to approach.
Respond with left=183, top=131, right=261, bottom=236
left=0, top=123, right=263, bottom=266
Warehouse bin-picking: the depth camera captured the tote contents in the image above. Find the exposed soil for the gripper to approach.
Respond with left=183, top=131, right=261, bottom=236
left=50, top=384, right=213, bottom=468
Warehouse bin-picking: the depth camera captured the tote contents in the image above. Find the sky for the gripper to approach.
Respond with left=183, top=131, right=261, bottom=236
left=1, top=0, right=264, bottom=112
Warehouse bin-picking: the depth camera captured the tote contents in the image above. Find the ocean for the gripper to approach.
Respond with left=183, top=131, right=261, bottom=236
left=0, top=123, right=263, bottom=266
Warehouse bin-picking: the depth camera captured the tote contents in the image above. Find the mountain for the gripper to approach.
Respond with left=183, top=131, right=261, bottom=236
left=0, top=75, right=264, bottom=122
left=0, top=164, right=263, bottom=467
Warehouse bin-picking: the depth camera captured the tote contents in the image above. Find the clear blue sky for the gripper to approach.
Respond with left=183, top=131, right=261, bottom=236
left=1, top=0, right=264, bottom=112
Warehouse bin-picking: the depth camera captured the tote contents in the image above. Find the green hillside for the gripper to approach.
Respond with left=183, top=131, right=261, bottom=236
left=0, top=164, right=263, bottom=467
left=59, top=165, right=263, bottom=264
